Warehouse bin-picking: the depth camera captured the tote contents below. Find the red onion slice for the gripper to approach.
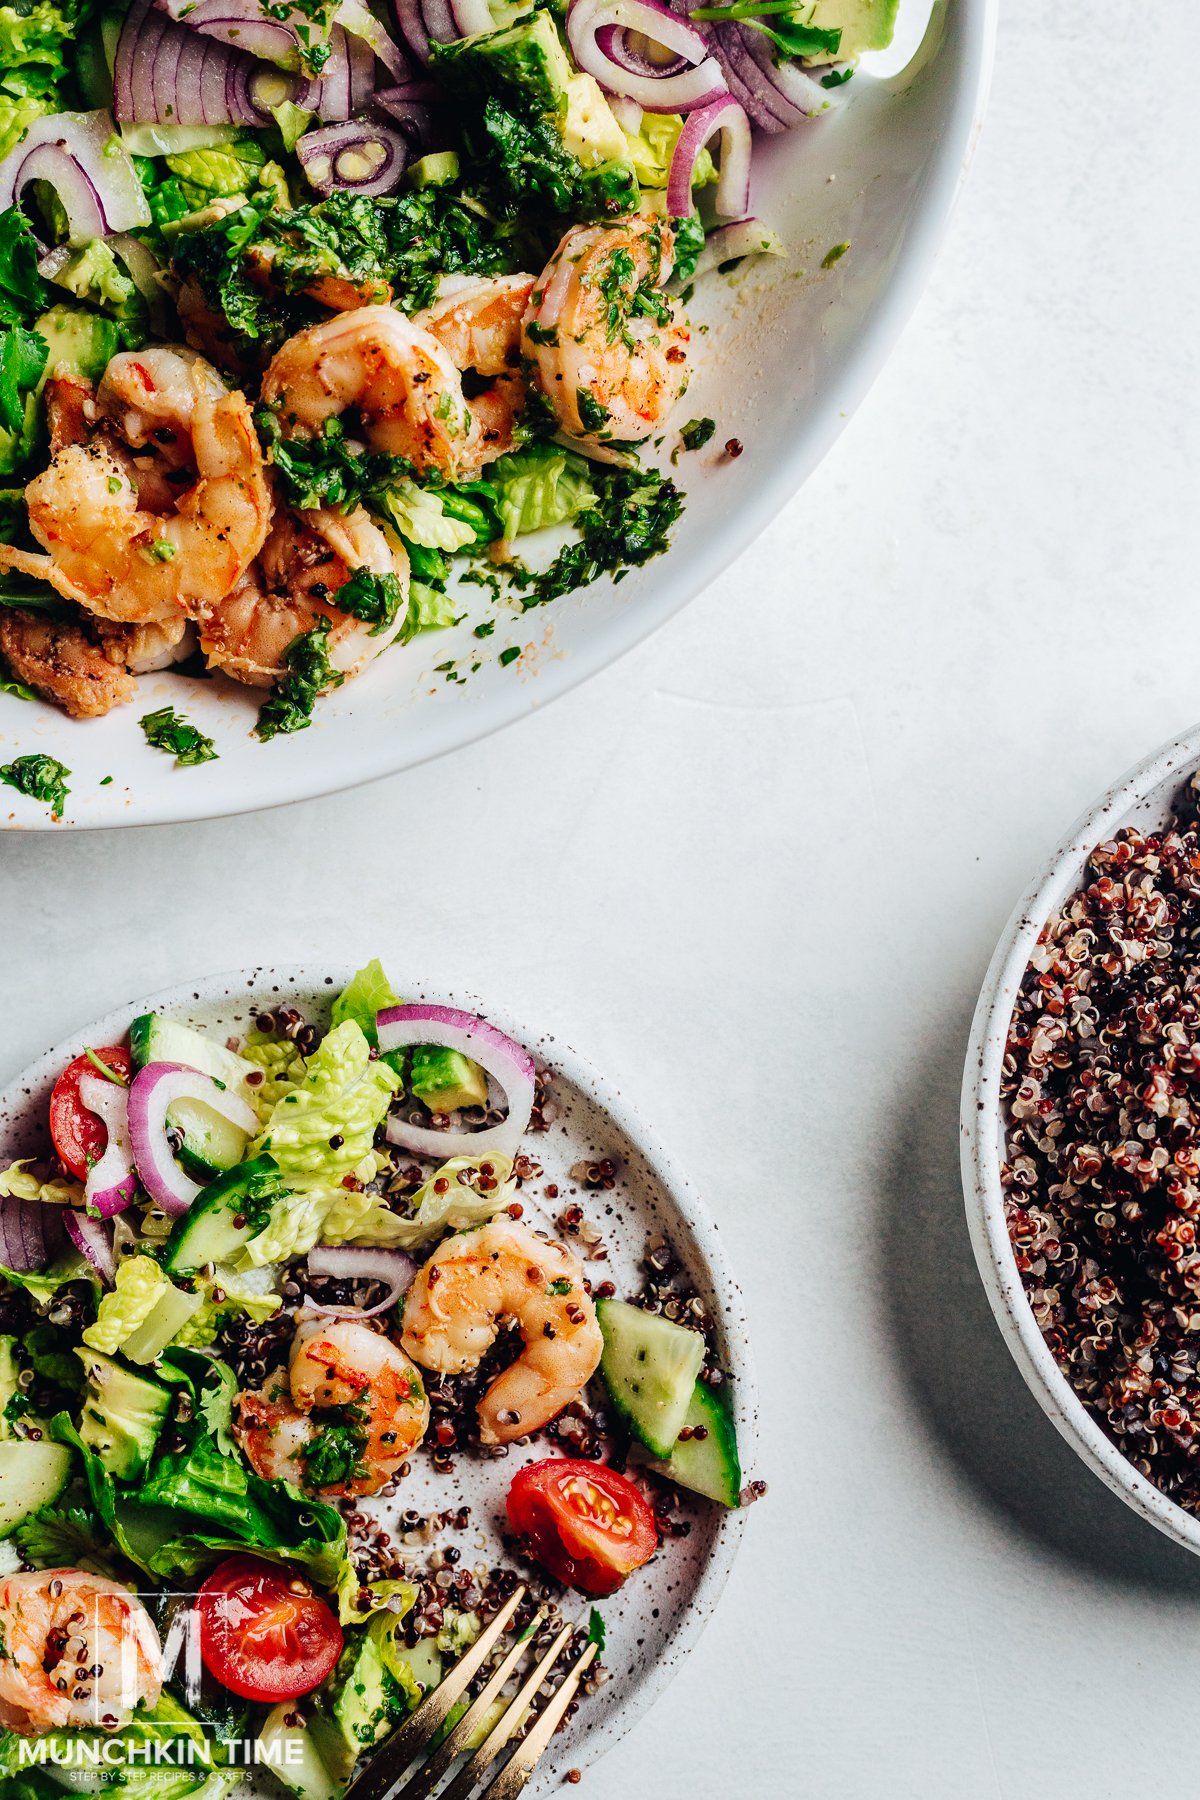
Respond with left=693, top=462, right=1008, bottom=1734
left=595, top=23, right=689, bottom=78
left=567, top=0, right=725, bottom=110
left=127, top=1062, right=259, bottom=1217
left=707, top=19, right=833, bottom=132
left=391, top=0, right=431, bottom=64
left=64, top=1210, right=117, bottom=1286
left=297, top=121, right=410, bottom=195
left=378, top=1005, right=536, bottom=1160
left=0, top=1197, right=65, bottom=1274
left=115, top=0, right=275, bottom=127
left=373, top=81, right=446, bottom=149
left=686, top=214, right=784, bottom=282
left=0, top=111, right=150, bottom=245
left=667, top=92, right=749, bottom=218
left=78, top=1072, right=139, bottom=1221
left=303, top=1245, right=417, bottom=1317
left=337, top=0, right=412, bottom=80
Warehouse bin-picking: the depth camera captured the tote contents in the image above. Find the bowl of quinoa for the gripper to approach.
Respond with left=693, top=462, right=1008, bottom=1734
left=962, top=727, right=1200, bottom=1555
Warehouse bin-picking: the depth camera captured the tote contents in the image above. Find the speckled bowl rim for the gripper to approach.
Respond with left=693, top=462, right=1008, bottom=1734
left=961, top=724, right=1200, bottom=1558
left=0, top=963, right=756, bottom=1781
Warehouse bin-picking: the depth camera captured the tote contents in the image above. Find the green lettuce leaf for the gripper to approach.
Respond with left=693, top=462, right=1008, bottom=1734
left=169, top=1265, right=282, bottom=1345
left=81, top=1254, right=169, bottom=1354
left=0, top=0, right=81, bottom=102
left=331, top=959, right=400, bottom=1050
left=486, top=443, right=596, bottom=540
left=242, top=1020, right=400, bottom=1263
left=376, top=478, right=479, bottom=552
left=0, top=1246, right=97, bottom=1304
left=325, top=1154, right=515, bottom=1249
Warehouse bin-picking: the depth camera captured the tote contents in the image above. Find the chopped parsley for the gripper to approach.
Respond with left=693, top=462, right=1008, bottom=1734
left=587, top=1608, right=606, bottom=1651
left=498, top=645, right=521, bottom=666
left=576, top=388, right=609, bottom=435
left=508, top=466, right=683, bottom=609
left=679, top=417, right=716, bottom=453
left=302, top=1411, right=371, bottom=1490
left=139, top=705, right=218, bottom=767
left=334, top=569, right=405, bottom=636
left=256, top=412, right=415, bottom=513
left=0, top=752, right=69, bottom=816
left=256, top=617, right=345, bottom=741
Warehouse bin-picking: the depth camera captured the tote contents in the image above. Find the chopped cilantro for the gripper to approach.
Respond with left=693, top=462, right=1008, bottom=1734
left=474, top=619, right=496, bottom=638
left=587, top=1608, right=606, bottom=1651
left=821, top=241, right=850, bottom=269
left=688, top=1, right=841, bottom=60
left=576, top=388, right=609, bottom=435
left=0, top=208, right=46, bottom=327
left=498, top=645, right=520, bottom=666
left=256, top=617, right=345, bottom=741
left=303, top=1412, right=370, bottom=1490
left=256, top=412, right=414, bottom=512
left=139, top=706, right=218, bottom=767
left=0, top=752, right=69, bottom=816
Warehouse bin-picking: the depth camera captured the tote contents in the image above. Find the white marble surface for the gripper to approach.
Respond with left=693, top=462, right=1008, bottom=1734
left=5, top=2, right=1200, bottom=1794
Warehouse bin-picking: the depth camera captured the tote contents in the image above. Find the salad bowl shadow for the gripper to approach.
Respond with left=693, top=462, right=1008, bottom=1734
left=961, top=724, right=1200, bottom=1561
left=0, top=964, right=758, bottom=1789
left=0, top=0, right=997, bottom=828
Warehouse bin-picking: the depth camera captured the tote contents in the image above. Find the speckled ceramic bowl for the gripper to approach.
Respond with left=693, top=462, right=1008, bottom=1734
left=0, top=966, right=756, bottom=1787
left=962, top=724, right=1200, bottom=1558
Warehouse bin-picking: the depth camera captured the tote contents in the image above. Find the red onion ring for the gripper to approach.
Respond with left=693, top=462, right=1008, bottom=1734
left=0, top=1196, right=65, bottom=1275
left=567, top=0, right=725, bottom=111
left=64, top=1210, right=116, bottom=1285
left=0, top=111, right=150, bottom=245
left=594, top=23, right=689, bottom=78
left=78, top=1073, right=139, bottom=1220
left=378, top=1005, right=536, bottom=1160
left=115, top=0, right=274, bottom=126
left=372, top=81, right=446, bottom=149
left=297, top=121, right=411, bottom=196
left=127, top=1062, right=259, bottom=1218
left=667, top=92, right=750, bottom=217
left=303, top=1245, right=418, bottom=1317
left=708, top=18, right=834, bottom=132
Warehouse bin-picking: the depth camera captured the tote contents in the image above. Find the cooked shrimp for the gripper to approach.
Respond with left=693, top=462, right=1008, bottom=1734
left=415, top=274, right=537, bottom=465
left=522, top=215, right=690, bottom=446
left=0, top=610, right=136, bottom=718
left=401, top=1218, right=603, bottom=1445
left=236, top=1319, right=429, bottom=1498
left=0, top=354, right=271, bottom=624
left=199, top=501, right=408, bottom=686
left=177, top=276, right=260, bottom=380
left=0, top=1569, right=163, bottom=1736
left=261, top=306, right=487, bottom=481
left=97, top=347, right=226, bottom=470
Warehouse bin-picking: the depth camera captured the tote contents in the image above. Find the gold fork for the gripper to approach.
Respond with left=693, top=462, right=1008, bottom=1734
left=340, top=1584, right=598, bottom=1800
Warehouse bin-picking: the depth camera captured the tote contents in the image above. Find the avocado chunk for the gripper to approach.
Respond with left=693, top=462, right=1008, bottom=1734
left=804, top=0, right=899, bottom=62
left=34, top=304, right=121, bottom=384
left=74, top=1347, right=171, bottom=1480
left=410, top=1045, right=488, bottom=1116
left=309, top=1631, right=398, bottom=1784
left=436, top=12, right=573, bottom=116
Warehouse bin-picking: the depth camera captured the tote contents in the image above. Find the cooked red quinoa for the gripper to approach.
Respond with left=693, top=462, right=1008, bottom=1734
left=1002, top=770, right=1200, bottom=1508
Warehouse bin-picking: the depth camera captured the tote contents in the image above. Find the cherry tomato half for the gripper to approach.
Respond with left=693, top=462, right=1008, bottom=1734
left=49, top=1047, right=133, bottom=1180
left=197, top=1555, right=344, bottom=1702
left=507, top=1459, right=658, bottom=1597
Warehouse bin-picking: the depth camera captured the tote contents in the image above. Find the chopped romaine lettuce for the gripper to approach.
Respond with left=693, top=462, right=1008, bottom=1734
left=375, top=480, right=484, bottom=554
left=486, top=443, right=596, bottom=540
left=331, top=959, right=400, bottom=1050
left=81, top=1254, right=169, bottom=1354
left=0, top=1155, right=82, bottom=1206
left=324, top=1154, right=516, bottom=1249
left=0, top=95, right=51, bottom=160
left=241, top=1021, right=400, bottom=1263
left=170, top=1264, right=282, bottom=1344
left=0, top=0, right=83, bottom=102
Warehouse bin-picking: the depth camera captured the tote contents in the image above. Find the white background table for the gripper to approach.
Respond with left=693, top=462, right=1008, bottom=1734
left=5, top=2, right=1200, bottom=1793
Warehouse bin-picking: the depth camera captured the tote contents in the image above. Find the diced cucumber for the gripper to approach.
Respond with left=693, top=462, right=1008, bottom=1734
left=596, top=1297, right=705, bottom=1458
left=130, top=1012, right=257, bottom=1180
left=163, top=1154, right=283, bottom=1274
left=258, top=1705, right=339, bottom=1800
left=121, top=1283, right=204, bottom=1364
left=0, top=1438, right=72, bottom=1537
left=651, top=1379, right=741, bottom=1508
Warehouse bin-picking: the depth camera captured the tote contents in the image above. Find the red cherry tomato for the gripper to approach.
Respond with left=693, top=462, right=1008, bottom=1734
left=506, top=1459, right=658, bottom=1597
left=49, top=1048, right=133, bottom=1180
left=196, top=1556, right=344, bottom=1702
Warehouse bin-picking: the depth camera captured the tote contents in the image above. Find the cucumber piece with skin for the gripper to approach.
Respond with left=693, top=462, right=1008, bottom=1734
left=596, top=1297, right=705, bottom=1458
left=258, top=1705, right=339, bottom=1800
left=163, top=1153, right=284, bottom=1274
left=0, top=1438, right=72, bottom=1538
left=651, top=1379, right=741, bottom=1507
left=129, top=1012, right=258, bottom=1181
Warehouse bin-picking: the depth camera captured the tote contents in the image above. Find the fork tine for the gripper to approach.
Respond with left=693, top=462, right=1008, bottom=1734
left=392, top=1607, right=548, bottom=1800
left=479, top=1639, right=598, bottom=1800
left=436, top=1622, right=575, bottom=1800
left=340, top=1585, right=527, bottom=1800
